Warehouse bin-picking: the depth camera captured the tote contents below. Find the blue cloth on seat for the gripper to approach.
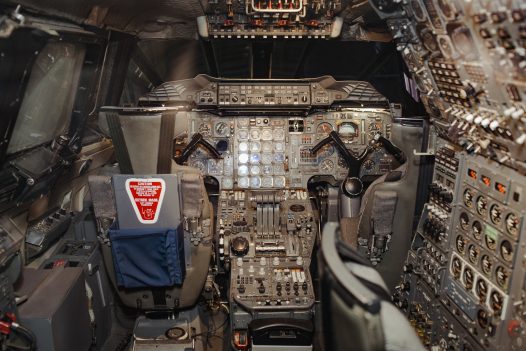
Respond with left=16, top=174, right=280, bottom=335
left=108, top=224, right=185, bottom=288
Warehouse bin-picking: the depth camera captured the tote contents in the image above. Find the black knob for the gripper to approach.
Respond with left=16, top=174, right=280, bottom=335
left=238, top=285, right=245, bottom=293
left=342, top=177, right=363, bottom=198
left=258, top=285, right=266, bottom=294
left=231, top=236, right=249, bottom=256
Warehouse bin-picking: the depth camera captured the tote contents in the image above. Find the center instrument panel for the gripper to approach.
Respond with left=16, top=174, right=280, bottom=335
left=133, top=75, right=399, bottom=350
left=174, top=109, right=395, bottom=190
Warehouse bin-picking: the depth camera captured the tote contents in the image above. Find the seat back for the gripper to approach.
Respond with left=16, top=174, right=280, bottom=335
left=320, top=222, right=424, bottom=351
left=90, top=169, right=213, bottom=310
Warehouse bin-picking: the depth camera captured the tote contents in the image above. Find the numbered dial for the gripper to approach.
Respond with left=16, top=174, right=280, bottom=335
left=320, top=159, right=334, bottom=172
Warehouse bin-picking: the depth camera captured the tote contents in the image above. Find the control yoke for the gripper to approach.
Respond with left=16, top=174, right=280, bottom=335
left=311, top=131, right=406, bottom=199
left=174, top=133, right=221, bottom=165
left=311, top=131, right=371, bottom=198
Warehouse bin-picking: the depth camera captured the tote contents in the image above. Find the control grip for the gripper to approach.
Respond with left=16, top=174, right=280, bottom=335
left=174, top=133, right=221, bottom=165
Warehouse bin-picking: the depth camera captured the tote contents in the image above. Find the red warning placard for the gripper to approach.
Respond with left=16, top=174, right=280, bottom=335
left=125, top=178, right=166, bottom=224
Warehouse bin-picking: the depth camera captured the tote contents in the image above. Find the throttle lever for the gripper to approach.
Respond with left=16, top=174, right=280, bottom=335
left=174, top=133, right=222, bottom=165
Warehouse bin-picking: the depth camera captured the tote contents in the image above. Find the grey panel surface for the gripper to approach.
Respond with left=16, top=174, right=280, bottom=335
left=17, top=267, right=91, bottom=351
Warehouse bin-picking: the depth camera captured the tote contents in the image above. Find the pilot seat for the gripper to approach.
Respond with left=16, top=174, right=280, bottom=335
left=89, top=109, right=215, bottom=351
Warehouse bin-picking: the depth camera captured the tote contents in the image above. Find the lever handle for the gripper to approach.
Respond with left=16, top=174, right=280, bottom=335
left=174, top=133, right=221, bottom=165
left=311, top=131, right=371, bottom=179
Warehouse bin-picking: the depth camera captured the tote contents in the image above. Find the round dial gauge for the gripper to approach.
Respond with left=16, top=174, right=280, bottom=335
left=496, top=266, right=509, bottom=288
left=250, top=165, right=260, bottom=175
left=237, top=129, right=249, bottom=140
left=463, top=267, right=474, bottom=290
left=237, top=165, right=249, bottom=176
left=250, top=153, right=261, bottom=164
left=316, top=122, right=333, bottom=136
left=476, top=279, right=488, bottom=300
left=481, top=255, right=493, bottom=275
left=476, top=196, right=488, bottom=216
left=250, top=129, right=261, bottom=140
left=250, top=177, right=261, bottom=188
left=274, top=153, right=285, bottom=163
left=472, top=221, right=482, bottom=240
left=274, top=142, right=284, bottom=152
left=238, top=153, right=249, bottom=164
left=468, top=244, right=479, bottom=264
left=261, top=142, right=272, bottom=153
left=237, top=119, right=249, bottom=128
left=273, top=164, right=285, bottom=175
left=490, top=291, right=503, bottom=315
left=463, top=188, right=474, bottom=208
left=451, top=257, right=462, bottom=279
left=274, top=176, right=286, bottom=188
left=485, top=234, right=497, bottom=250
left=490, top=204, right=502, bottom=225
left=261, top=129, right=273, bottom=140
left=320, top=159, right=334, bottom=172
left=410, top=0, right=427, bottom=21
left=456, top=235, right=466, bottom=254
left=222, top=178, right=233, bottom=189
left=338, top=122, right=359, bottom=138
left=261, top=176, right=273, bottom=188
left=198, top=123, right=212, bottom=137
left=238, top=177, right=249, bottom=188
left=238, top=142, right=249, bottom=152
left=215, top=122, right=229, bottom=137
left=262, top=165, right=272, bottom=175
left=500, top=240, right=513, bottom=262
left=506, top=213, right=519, bottom=237
left=273, top=129, right=285, bottom=141
left=437, top=0, right=455, bottom=20
left=316, top=144, right=335, bottom=160
left=459, top=212, right=469, bottom=230
left=262, top=154, right=273, bottom=165
left=250, top=142, right=261, bottom=152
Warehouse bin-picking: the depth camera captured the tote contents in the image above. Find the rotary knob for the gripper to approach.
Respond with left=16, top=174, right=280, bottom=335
left=231, top=236, right=249, bottom=256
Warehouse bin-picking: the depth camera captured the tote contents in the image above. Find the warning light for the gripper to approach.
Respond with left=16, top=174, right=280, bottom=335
left=495, top=182, right=507, bottom=194
left=468, top=169, right=477, bottom=180
left=481, top=175, right=491, bottom=187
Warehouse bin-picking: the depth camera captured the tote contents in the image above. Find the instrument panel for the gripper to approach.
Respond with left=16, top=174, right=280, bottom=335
left=174, top=108, right=396, bottom=189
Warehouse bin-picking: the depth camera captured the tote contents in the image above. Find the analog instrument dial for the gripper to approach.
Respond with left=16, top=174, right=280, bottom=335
left=476, top=195, right=488, bottom=216
left=214, top=121, right=229, bottom=137
left=316, top=122, right=333, bottom=136
left=319, top=159, right=334, bottom=172
left=198, top=123, right=212, bottom=137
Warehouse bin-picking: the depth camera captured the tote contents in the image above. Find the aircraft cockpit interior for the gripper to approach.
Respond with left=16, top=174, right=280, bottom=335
left=0, top=1, right=525, bottom=351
